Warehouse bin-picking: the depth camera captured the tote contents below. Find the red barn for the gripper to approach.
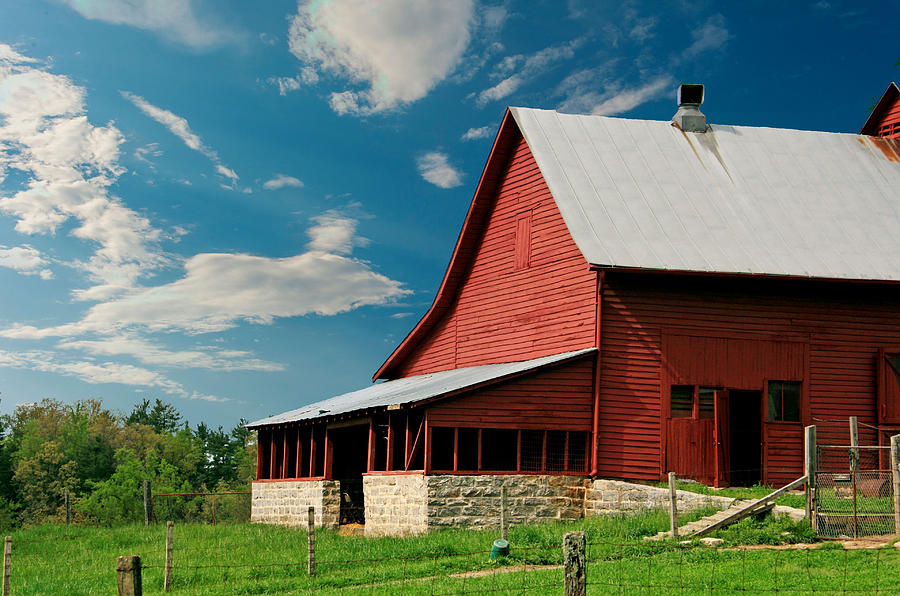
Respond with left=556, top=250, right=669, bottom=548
left=248, top=84, right=900, bottom=534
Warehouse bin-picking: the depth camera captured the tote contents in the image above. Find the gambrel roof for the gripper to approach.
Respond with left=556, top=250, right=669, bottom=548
left=375, top=108, right=900, bottom=379
left=512, top=107, right=900, bottom=281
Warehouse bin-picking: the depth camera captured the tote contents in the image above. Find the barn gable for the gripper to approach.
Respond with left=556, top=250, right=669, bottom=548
left=860, top=81, right=900, bottom=139
left=375, top=111, right=597, bottom=380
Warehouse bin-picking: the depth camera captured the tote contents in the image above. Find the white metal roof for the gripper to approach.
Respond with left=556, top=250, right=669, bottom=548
left=511, top=107, right=900, bottom=281
left=246, top=348, right=596, bottom=428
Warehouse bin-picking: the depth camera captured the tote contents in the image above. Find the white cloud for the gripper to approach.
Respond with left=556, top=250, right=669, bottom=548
left=681, top=14, right=730, bottom=59
left=0, top=45, right=165, bottom=294
left=477, top=40, right=582, bottom=106
left=416, top=152, right=463, bottom=189
left=306, top=211, right=368, bottom=255
left=629, top=17, right=657, bottom=43
left=59, top=0, right=241, bottom=50
left=58, top=335, right=284, bottom=372
left=557, top=71, right=673, bottom=116
left=269, top=76, right=301, bottom=96
left=121, top=91, right=239, bottom=183
left=134, top=142, right=162, bottom=165
left=263, top=174, right=304, bottom=190
left=461, top=126, right=493, bottom=141
left=0, top=210, right=409, bottom=337
left=288, top=0, right=475, bottom=115
left=0, top=245, right=53, bottom=279
left=0, top=348, right=229, bottom=401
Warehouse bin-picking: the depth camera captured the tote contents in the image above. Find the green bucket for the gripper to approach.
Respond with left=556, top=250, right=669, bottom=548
left=490, top=538, right=510, bottom=559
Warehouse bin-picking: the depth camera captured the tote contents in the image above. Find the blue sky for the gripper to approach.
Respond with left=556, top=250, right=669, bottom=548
left=0, top=0, right=897, bottom=429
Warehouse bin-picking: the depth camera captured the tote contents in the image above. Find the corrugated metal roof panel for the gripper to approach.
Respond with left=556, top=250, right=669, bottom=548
left=511, top=108, right=900, bottom=281
left=246, top=348, right=596, bottom=428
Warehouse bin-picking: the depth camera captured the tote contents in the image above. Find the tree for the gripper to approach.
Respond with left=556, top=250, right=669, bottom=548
left=126, top=398, right=183, bottom=435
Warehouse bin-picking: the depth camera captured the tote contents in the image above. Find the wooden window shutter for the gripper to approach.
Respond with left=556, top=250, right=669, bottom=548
left=514, top=212, right=532, bottom=270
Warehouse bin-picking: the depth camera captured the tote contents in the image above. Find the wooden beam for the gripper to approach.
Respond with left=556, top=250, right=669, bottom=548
left=309, top=428, right=316, bottom=478
left=405, top=415, right=425, bottom=471
left=323, top=428, right=332, bottom=479
left=590, top=269, right=604, bottom=477
left=367, top=420, right=376, bottom=473
left=424, top=417, right=432, bottom=474
left=694, top=475, right=808, bottom=538
left=256, top=429, right=264, bottom=480
left=282, top=428, right=289, bottom=479
left=269, top=429, right=276, bottom=480
left=453, top=427, right=459, bottom=472
left=477, top=428, right=483, bottom=472
left=295, top=427, right=302, bottom=479
left=405, top=413, right=412, bottom=469
left=386, top=414, right=394, bottom=472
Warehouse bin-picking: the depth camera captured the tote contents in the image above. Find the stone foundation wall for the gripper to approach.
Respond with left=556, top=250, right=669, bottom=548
left=250, top=480, right=341, bottom=527
left=426, top=474, right=586, bottom=529
left=585, top=479, right=735, bottom=516
left=363, top=474, right=428, bottom=535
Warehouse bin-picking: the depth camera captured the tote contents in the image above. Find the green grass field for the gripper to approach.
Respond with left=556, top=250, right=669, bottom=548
left=4, top=510, right=899, bottom=595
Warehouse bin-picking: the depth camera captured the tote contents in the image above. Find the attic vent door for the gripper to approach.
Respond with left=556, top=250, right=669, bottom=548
left=514, top=212, right=532, bottom=270
left=879, top=351, right=900, bottom=424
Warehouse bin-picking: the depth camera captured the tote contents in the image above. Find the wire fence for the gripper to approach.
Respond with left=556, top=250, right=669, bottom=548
left=5, top=523, right=900, bottom=594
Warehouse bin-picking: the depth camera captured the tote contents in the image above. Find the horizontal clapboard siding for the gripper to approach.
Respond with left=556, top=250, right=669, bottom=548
left=427, top=357, right=594, bottom=431
left=598, top=272, right=900, bottom=483
left=395, top=135, right=596, bottom=377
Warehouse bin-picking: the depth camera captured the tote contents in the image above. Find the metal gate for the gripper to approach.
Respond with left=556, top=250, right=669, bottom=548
left=814, top=444, right=896, bottom=538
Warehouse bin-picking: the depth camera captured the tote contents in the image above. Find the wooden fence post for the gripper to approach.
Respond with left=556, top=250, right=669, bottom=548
left=891, top=435, right=900, bottom=534
left=668, top=472, right=678, bottom=539
left=164, top=521, right=174, bottom=592
left=849, top=416, right=859, bottom=472
left=116, top=555, right=142, bottom=596
left=563, top=531, right=586, bottom=596
left=500, top=486, right=508, bottom=542
left=143, top=481, right=152, bottom=526
left=804, top=425, right=817, bottom=526
left=3, top=536, right=10, bottom=596
left=307, top=506, right=316, bottom=577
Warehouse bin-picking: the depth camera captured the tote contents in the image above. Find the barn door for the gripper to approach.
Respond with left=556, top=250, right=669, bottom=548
left=714, top=390, right=730, bottom=488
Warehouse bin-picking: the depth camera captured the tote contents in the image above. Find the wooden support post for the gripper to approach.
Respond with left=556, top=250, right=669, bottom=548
left=3, top=535, right=10, bottom=596
left=323, top=428, right=332, bottom=479
left=849, top=416, right=859, bottom=472
left=563, top=531, right=586, bottom=596
left=269, top=431, right=276, bottom=479
left=668, top=472, right=678, bottom=539
left=65, top=490, right=70, bottom=525
left=386, top=414, right=394, bottom=472
left=804, top=425, right=817, bottom=526
left=143, top=480, right=152, bottom=526
left=453, top=427, right=459, bottom=472
left=367, top=421, right=376, bottom=473
left=307, top=506, right=316, bottom=577
left=891, top=435, right=900, bottom=534
left=116, top=555, right=142, bottom=596
left=164, top=521, right=174, bottom=592
left=500, top=486, right=508, bottom=542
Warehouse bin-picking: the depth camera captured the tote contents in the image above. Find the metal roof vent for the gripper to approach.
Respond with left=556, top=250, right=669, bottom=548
left=673, top=84, right=707, bottom=132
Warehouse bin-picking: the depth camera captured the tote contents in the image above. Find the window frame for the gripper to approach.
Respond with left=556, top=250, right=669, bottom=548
left=765, top=380, right=803, bottom=423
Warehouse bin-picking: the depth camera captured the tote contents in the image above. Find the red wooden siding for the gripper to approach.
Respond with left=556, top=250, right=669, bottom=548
left=427, top=357, right=594, bottom=431
left=597, top=272, right=900, bottom=484
left=393, top=135, right=596, bottom=377
left=876, top=92, right=900, bottom=138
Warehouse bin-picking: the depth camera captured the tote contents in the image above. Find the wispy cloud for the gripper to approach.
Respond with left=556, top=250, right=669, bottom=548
left=680, top=14, right=731, bottom=60
left=416, top=152, right=463, bottom=189
left=263, top=174, right=304, bottom=190
left=121, top=91, right=239, bottom=185
left=477, top=39, right=583, bottom=106
left=461, top=126, right=493, bottom=141
left=59, top=0, right=242, bottom=50
left=0, top=209, right=409, bottom=338
left=0, top=245, right=53, bottom=279
left=589, top=76, right=673, bottom=116
left=288, top=0, right=475, bottom=115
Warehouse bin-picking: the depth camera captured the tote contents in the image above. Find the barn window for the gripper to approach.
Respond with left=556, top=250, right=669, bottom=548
left=514, top=212, right=532, bottom=270
left=767, top=381, right=801, bottom=422
left=671, top=385, right=720, bottom=419
left=670, top=385, right=694, bottom=418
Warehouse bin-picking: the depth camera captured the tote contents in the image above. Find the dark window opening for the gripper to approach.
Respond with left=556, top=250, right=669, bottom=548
left=300, top=427, right=311, bottom=478
left=481, top=429, right=518, bottom=471
left=546, top=430, right=567, bottom=472
left=521, top=429, right=544, bottom=471
left=312, top=426, right=326, bottom=476
left=671, top=385, right=693, bottom=418
left=257, top=429, right=271, bottom=479
left=767, top=381, right=801, bottom=422
left=431, top=427, right=455, bottom=470
left=407, top=412, right=425, bottom=470
left=698, top=387, right=716, bottom=420
left=372, top=417, right=389, bottom=472
left=457, top=428, right=479, bottom=471
left=389, top=415, right=406, bottom=471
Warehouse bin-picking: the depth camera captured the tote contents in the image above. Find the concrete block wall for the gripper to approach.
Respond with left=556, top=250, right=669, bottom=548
left=585, top=479, right=735, bottom=516
left=426, top=474, right=586, bottom=529
left=363, top=474, right=428, bottom=535
left=250, top=480, right=341, bottom=528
